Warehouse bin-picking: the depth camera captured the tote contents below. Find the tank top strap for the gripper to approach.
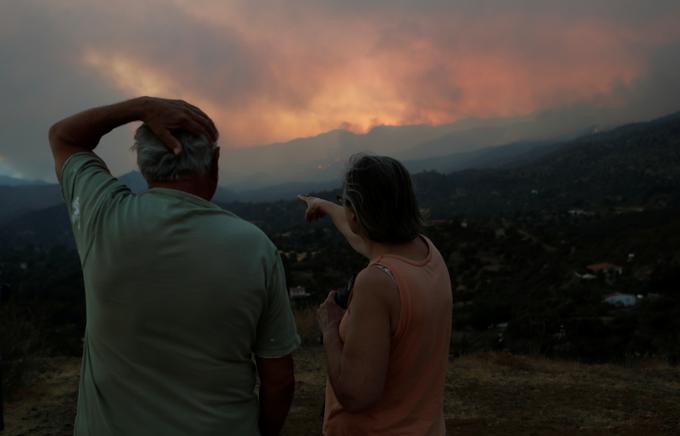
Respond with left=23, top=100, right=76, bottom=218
left=371, top=261, right=396, bottom=281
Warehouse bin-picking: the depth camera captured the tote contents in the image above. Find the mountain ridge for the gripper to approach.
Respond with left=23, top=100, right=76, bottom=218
left=0, top=174, right=49, bottom=187
left=2, top=109, right=678, bottom=247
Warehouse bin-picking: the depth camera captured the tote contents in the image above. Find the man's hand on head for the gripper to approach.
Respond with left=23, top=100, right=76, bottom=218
left=48, top=97, right=219, bottom=181
left=138, top=97, right=219, bottom=155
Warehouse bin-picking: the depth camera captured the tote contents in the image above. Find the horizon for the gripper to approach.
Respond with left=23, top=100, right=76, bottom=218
left=1, top=1, right=680, bottom=182
left=2, top=108, right=678, bottom=189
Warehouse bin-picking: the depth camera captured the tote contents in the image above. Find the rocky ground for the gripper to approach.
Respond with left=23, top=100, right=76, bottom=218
left=3, top=348, right=680, bottom=435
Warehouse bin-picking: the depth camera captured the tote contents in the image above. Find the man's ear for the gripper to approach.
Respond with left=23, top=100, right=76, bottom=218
left=210, top=147, right=220, bottom=178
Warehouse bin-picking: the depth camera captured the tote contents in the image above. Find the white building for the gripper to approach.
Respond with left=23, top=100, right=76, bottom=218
left=289, top=286, right=311, bottom=299
left=574, top=272, right=597, bottom=280
left=603, top=293, right=637, bottom=307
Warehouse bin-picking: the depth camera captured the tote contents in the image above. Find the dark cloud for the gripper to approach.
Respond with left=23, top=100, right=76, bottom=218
left=0, top=2, right=125, bottom=178
left=0, top=0, right=271, bottom=178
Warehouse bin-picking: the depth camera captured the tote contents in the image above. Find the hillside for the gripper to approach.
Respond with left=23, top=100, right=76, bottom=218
left=404, top=138, right=571, bottom=174
left=220, top=109, right=680, bottom=227
left=0, top=175, right=49, bottom=187
left=0, top=184, right=61, bottom=226
left=2, top=111, right=680, bottom=435
left=1, top=110, right=679, bottom=365
left=2, top=110, right=677, bottom=238
left=422, top=111, right=680, bottom=217
left=3, top=110, right=678, bottom=247
left=218, top=108, right=604, bottom=189
left=4, top=348, right=680, bottom=435
left=0, top=204, right=73, bottom=248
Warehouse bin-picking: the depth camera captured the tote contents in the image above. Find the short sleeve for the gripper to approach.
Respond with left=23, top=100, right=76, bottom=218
left=254, top=251, right=301, bottom=358
left=59, top=152, right=130, bottom=258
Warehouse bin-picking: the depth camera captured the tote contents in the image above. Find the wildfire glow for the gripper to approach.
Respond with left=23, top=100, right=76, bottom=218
left=76, top=3, right=676, bottom=148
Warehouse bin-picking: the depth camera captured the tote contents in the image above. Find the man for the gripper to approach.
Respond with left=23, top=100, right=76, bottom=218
left=48, top=97, right=300, bottom=435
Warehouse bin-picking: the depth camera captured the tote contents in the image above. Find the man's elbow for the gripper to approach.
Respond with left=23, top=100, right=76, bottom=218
left=48, top=121, right=64, bottom=149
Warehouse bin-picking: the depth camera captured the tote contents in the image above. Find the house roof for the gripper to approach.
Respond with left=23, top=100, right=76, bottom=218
left=587, top=262, right=622, bottom=273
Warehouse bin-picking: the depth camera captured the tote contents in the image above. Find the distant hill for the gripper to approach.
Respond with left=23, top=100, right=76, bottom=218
left=0, top=204, right=73, bottom=248
left=217, top=109, right=680, bottom=229
left=0, top=174, right=49, bottom=186
left=1, top=110, right=679, bottom=247
left=0, top=135, right=564, bottom=224
left=420, top=110, right=680, bottom=217
left=118, top=172, right=148, bottom=193
left=116, top=171, right=248, bottom=203
left=219, top=113, right=593, bottom=189
left=404, top=139, right=561, bottom=174
left=224, top=179, right=340, bottom=203
left=4, top=112, right=679, bottom=371
left=0, top=184, right=62, bottom=226
left=219, top=124, right=458, bottom=190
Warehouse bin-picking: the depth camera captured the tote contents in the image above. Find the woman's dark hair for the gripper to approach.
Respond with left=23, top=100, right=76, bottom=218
left=342, top=153, right=424, bottom=243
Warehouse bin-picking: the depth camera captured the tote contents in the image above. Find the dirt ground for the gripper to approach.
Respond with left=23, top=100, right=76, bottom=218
left=3, top=348, right=680, bottom=435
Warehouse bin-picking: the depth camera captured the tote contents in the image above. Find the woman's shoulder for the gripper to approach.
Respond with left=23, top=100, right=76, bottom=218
left=353, top=265, right=399, bottom=306
left=351, top=265, right=402, bottom=335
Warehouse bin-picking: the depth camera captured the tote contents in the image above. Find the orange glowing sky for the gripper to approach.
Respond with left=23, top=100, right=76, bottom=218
left=1, top=0, right=680, bottom=179
left=74, top=1, right=680, bottom=147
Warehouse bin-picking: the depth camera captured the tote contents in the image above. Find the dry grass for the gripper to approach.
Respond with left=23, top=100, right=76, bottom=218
left=0, top=303, right=54, bottom=393
left=293, top=306, right=322, bottom=346
left=2, top=357, right=79, bottom=436
left=444, top=352, right=680, bottom=435
left=4, top=349, right=680, bottom=435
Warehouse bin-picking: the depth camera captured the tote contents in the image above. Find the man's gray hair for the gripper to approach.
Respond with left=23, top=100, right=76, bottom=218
left=132, top=124, right=216, bottom=182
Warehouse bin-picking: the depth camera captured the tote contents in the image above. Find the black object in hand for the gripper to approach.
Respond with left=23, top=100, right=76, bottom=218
left=334, top=274, right=356, bottom=309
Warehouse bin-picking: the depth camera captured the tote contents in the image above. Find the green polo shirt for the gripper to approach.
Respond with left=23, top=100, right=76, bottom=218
left=60, top=152, right=300, bottom=436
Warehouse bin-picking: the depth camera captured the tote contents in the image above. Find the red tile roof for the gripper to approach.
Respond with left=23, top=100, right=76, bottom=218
left=587, top=262, right=622, bottom=273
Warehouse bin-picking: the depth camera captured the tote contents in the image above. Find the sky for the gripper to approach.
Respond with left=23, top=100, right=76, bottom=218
left=1, top=0, right=679, bottom=181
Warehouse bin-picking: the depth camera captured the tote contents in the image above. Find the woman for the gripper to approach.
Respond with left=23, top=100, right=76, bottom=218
left=298, top=154, right=452, bottom=435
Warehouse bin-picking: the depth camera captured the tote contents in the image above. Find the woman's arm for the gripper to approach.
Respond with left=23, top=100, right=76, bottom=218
left=318, top=267, right=397, bottom=412
left=297, top=195, right=370, bottom=258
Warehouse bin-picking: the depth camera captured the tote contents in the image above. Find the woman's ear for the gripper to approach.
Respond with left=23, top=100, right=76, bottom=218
left=346, top=208, right=361, bottom=234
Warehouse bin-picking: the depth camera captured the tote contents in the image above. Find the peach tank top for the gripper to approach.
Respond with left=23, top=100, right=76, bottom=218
left=323, top=235, right=453, bottom=435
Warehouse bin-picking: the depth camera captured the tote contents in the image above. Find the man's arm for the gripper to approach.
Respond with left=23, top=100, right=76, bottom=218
left=253, top=251, right=300, bottom=435
left=48, top=96, right=218, bottom=180
left=256, top=355, right=295, bottom=436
